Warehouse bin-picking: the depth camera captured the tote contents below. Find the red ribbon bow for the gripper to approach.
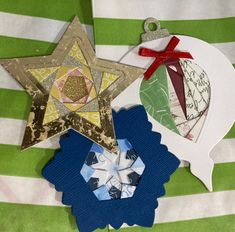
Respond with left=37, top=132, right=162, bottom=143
left=139, top=36, right=193, bottom=80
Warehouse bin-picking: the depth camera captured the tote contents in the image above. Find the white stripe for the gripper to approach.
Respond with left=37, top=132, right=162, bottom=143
left=0, top=175, right=63, bottom=206
left=0, top=65, right=23, bottom=90
left=115, top=190, right=235, bottom=228
left=0, top=12, right=93, bottom=44
left=210, top=138, right=235, bottom=164
left=156, top=190, right=235, bottom=223
left=213, top=42, right=235, bottom=64
left=95, top=45, right=132, bottom=62
left=1, top=117, right=235, bottom=164
left=0, top=118, right=60, bottom=149
left=95, top=43, right=235, bottom=64
left=180, top=138, right=235, bottom=167
left=92, top=0, right=235, bottom=20
left=1, top=174, right=234, bottom=223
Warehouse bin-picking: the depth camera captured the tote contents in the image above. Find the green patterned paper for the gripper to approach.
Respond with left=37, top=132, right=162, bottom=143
left=139, top=65, right=179, bottom=134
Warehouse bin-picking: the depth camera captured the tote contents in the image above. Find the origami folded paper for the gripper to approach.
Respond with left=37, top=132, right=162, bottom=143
left=0, top=17, right=144, bottom=151
left=42, top=106, right=180, bottom=232
left=140, top=58, right=210, bottom=142
left=139, top=36, right=210, bottom=142
left=80, top=139, right=145, bottom=201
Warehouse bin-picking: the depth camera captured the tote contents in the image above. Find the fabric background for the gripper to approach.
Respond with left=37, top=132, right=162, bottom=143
left=0, top=0, right=234, bottom=231
left=92, top=0, right=235, bottom=231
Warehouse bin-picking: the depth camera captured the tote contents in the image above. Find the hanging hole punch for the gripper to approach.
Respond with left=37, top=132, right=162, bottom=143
left=141, top=18, right=170, bottom=42
left=148, top=22, right=157, bottom=31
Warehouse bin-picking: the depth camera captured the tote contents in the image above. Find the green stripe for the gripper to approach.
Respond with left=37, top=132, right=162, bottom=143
left=113, top=214, right=235, bottom=232
left=1, top=200, right=233, bottom=232
left=164, top=162, right=235, bottom=197
left=0, top=144, right=234, bottom=196
left=0, top=36, right=56, bottom=59
left=0, top=0, right=93, bottom=24
left=0, top=23, right=233, bottom=60
left=0, top=202, right=106, bottom=232
left=94, top=17, right=235, bottom=45
left=0, top=88, right=31, bottom=120
left=0, top=145, right=55, bottom=178
left=224, top=123, right=235, bottom=139
left=0, top=19, right=233, bottom=59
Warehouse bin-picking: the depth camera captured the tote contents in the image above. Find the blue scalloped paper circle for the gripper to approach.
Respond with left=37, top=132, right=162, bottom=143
left=42, top=106, right=180, bottom=232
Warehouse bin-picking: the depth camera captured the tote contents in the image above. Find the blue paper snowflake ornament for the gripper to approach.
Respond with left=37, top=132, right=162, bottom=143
left=42, top=106, right=180, bottom=232
left=80, top=139, right=145, bottom=201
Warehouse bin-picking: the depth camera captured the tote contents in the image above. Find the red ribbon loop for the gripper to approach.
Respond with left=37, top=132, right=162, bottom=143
left=139, top=36, right=193, bottom=80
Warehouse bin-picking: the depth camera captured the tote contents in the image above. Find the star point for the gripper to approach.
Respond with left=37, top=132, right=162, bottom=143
left=1, top=16, right=144, bottom=152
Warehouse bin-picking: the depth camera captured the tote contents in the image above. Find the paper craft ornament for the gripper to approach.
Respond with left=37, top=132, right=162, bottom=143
left=112, top=18, right=235, bottom=191
left=42, top=106, right=180, bottom=232
left=0, top=17, right=144, bottom=152
left=80, top=139, right=146, bottom=201
left=138, top=36, right=210, bottom=142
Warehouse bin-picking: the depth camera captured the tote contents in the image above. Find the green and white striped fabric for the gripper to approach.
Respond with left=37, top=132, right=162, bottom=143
left=0, top=0, right=234, bottom=231
left=91, top=0, right=235, bottom=231
left=0, top=1, right=106, bottom=231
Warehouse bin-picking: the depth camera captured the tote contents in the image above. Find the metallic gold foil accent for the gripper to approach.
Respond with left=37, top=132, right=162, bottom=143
left=62, top=76, right=88, bottom=102
left=0, top=17, right=144, bottom=152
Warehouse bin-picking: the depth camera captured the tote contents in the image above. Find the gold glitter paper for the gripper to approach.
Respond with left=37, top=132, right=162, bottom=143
left=0, top=17, right=144, bottom=152
left=62, top=76, right=88, bottom=102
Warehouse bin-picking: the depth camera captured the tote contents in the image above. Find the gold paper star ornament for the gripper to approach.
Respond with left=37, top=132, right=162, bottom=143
left=1, top=17, right=144, bottom=152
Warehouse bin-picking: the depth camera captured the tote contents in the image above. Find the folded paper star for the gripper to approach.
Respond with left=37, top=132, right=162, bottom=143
left=1, top=17, right=144, bottom=151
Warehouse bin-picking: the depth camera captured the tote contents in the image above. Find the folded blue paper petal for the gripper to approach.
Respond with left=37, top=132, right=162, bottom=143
left=42, top=106, right=180, bottom=232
